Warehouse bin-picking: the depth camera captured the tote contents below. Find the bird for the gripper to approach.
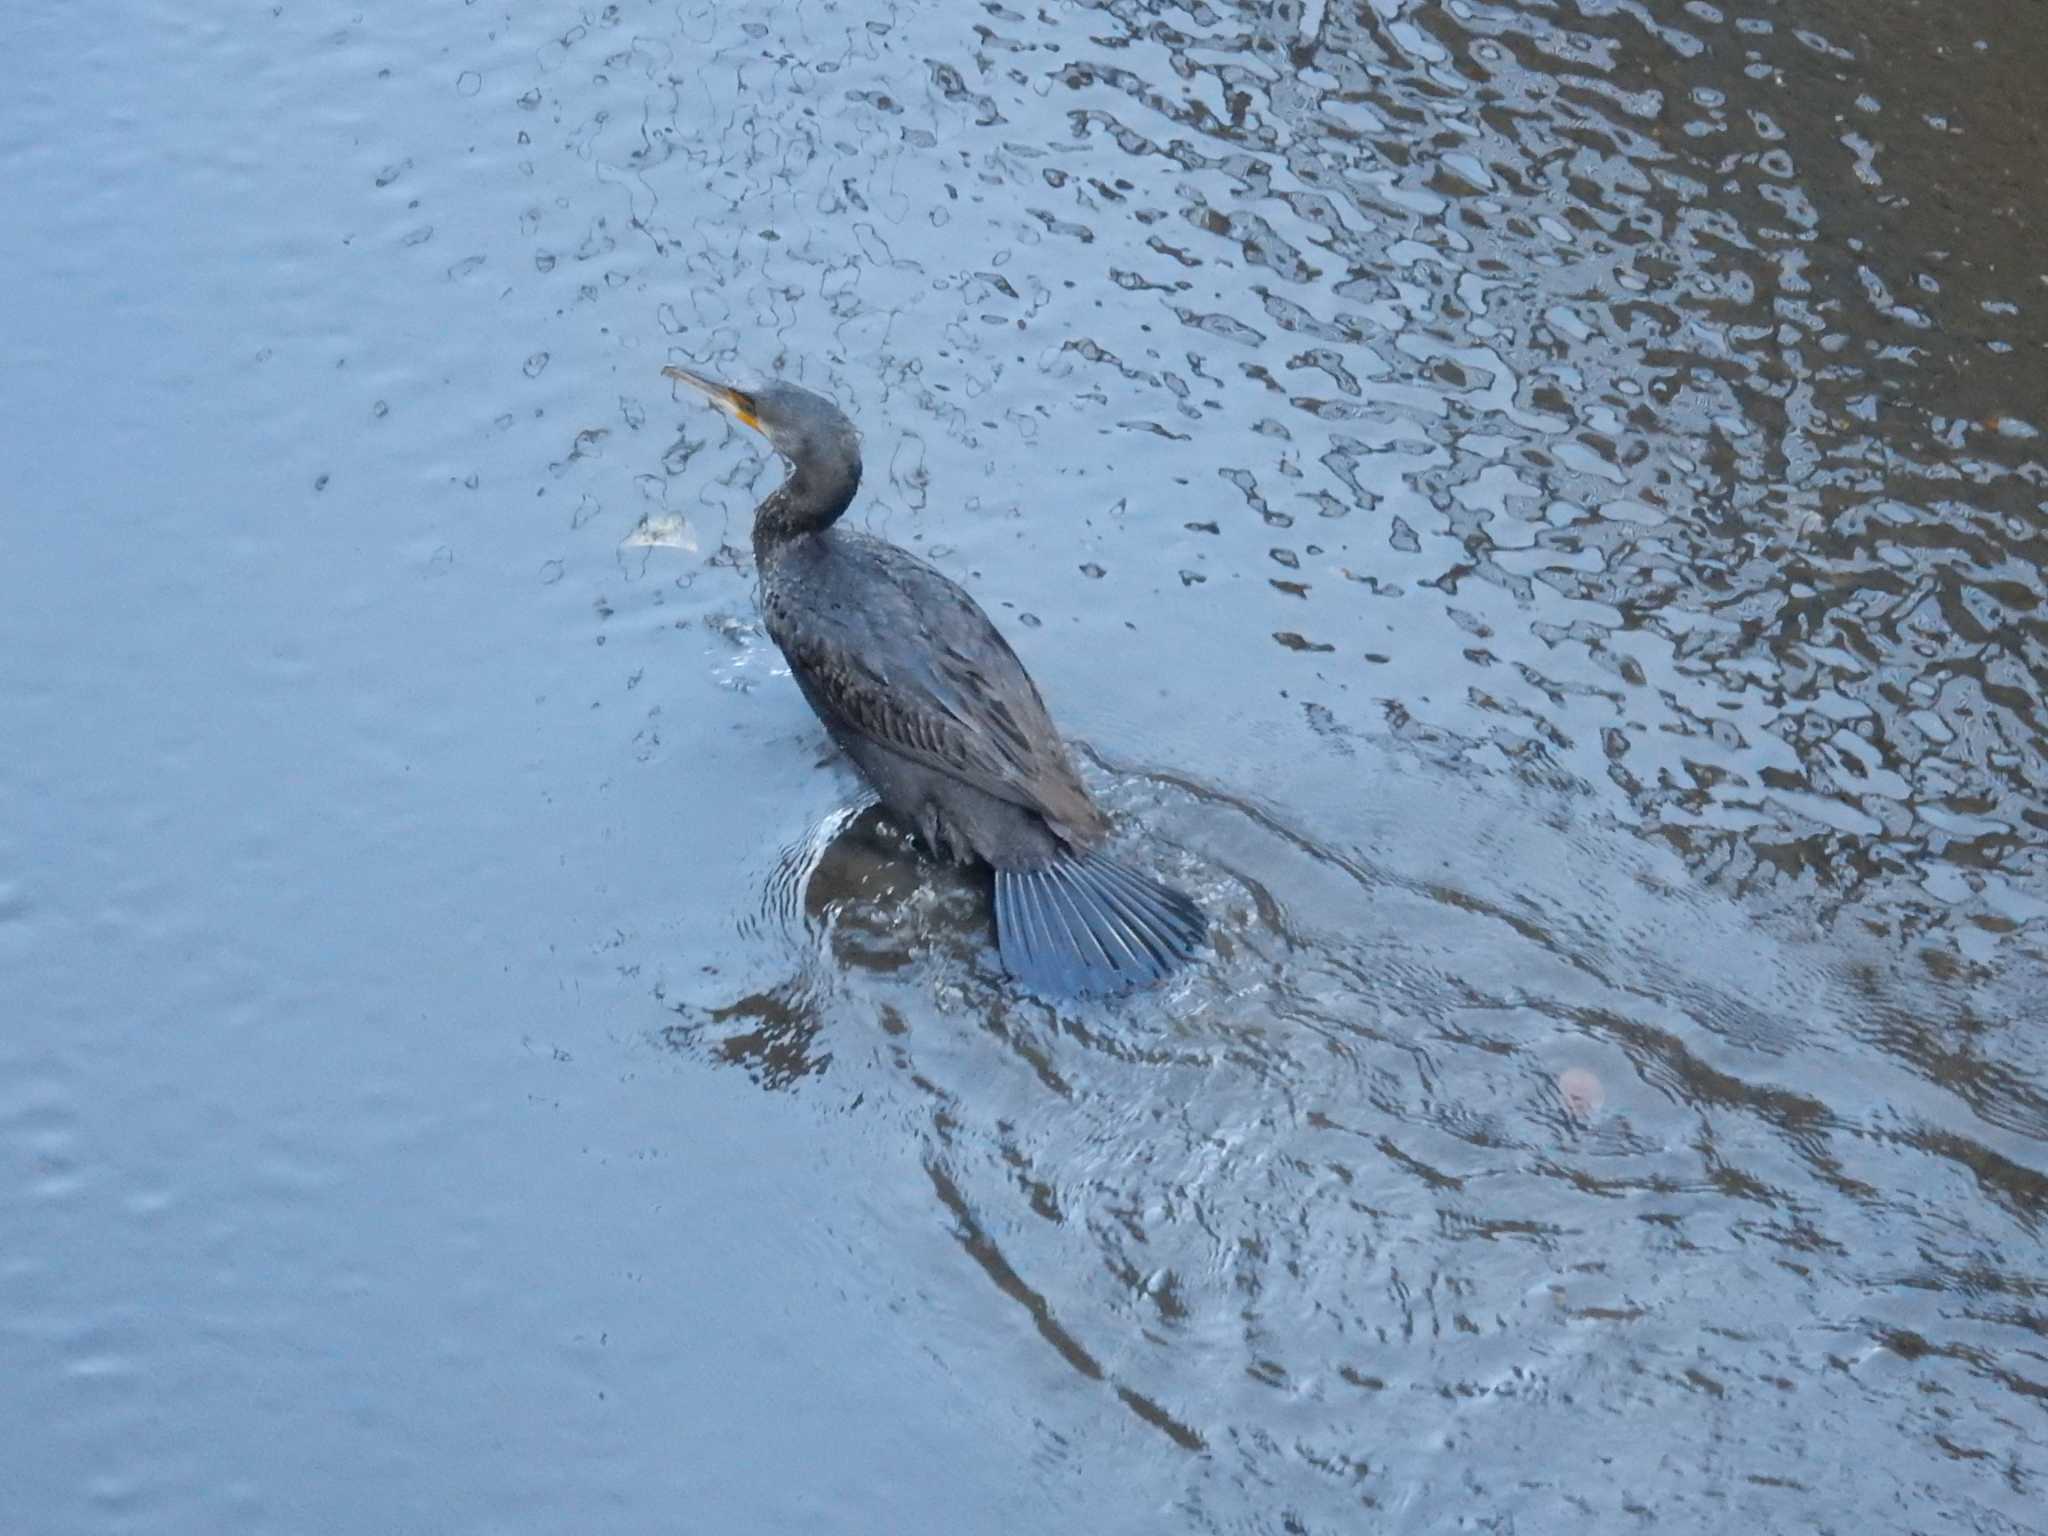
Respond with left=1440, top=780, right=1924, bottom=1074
left=663, top=364, right=1207, bottom=995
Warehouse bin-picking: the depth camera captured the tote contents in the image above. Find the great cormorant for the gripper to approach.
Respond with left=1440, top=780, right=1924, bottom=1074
left=665, top=365, right=1206, bottom=994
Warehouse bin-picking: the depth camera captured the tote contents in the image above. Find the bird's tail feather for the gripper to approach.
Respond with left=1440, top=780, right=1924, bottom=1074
left=995, top=852, right=1206, bottom=995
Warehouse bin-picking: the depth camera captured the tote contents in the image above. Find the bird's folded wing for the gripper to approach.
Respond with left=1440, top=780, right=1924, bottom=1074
left=781, top=629, right=1106, bottom=841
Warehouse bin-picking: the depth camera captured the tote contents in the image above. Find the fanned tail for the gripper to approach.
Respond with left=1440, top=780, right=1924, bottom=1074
left=994, top=851, right=1207, bottom=996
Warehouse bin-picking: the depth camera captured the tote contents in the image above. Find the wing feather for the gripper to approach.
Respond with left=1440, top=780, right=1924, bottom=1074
left=764, top=539, right=1107, bottom=843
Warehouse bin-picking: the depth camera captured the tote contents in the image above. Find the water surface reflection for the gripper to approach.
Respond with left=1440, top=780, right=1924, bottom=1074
left=612, top=0, right=2044, bottom=1526
left=23, top=0, right=2038, bottom=1527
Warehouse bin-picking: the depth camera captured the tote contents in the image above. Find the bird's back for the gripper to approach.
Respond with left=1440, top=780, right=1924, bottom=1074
left=757, top=527, right=1109, bottom=849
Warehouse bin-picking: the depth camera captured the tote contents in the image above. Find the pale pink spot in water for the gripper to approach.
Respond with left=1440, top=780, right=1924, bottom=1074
left=1559, top=1067, right=1605, bottom=1119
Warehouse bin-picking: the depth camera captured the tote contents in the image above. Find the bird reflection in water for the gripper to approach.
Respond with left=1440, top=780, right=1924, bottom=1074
left=662, top=801, right=992, bottom=1090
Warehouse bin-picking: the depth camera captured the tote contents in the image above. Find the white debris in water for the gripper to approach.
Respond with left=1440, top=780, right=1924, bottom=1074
left=623, top=513, right=697, bottom=550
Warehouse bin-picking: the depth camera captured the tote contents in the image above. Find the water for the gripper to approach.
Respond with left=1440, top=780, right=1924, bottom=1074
left=4, top=1, right=2042, bottom=1531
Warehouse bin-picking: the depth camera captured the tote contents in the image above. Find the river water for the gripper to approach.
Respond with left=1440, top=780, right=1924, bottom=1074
left=5, top=1, right=2042, bottom=1531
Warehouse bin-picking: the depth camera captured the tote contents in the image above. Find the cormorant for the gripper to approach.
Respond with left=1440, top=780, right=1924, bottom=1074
left=664, top=365, right=1207, bottom=995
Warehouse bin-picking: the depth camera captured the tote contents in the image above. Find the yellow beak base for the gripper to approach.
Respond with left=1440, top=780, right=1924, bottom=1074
left=662, top=366, right=763, bottom=432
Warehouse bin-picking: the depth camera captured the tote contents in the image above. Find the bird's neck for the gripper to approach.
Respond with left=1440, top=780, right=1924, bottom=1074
left=752, top=457, right=860, bottom=555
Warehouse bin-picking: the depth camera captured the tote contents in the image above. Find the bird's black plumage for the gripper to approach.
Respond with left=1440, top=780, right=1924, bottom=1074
left=665, top=365, right=1205, bottom=994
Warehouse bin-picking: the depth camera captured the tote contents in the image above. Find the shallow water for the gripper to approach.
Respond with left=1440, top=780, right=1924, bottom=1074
left=4, top=1, right=2043, bottom=1531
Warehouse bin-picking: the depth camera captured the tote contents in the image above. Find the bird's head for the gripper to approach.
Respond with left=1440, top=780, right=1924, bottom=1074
left=662, top=366, right=860, bottom=475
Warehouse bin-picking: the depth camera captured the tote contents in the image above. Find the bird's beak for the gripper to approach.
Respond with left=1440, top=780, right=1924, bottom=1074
left=663, top=366, right=763, bottom=433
